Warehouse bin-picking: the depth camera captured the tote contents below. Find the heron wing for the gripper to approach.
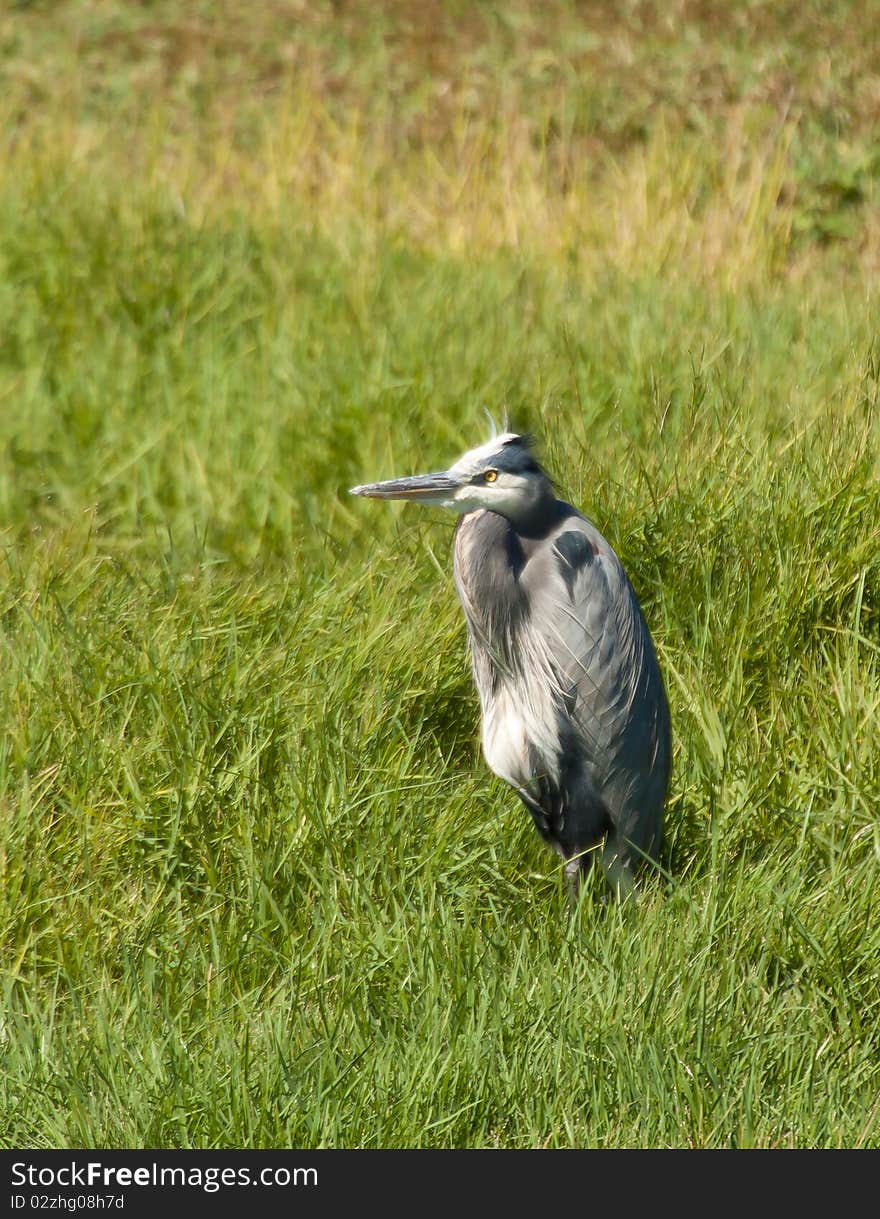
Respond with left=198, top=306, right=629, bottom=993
left=519, top=509, right=670, bottom=846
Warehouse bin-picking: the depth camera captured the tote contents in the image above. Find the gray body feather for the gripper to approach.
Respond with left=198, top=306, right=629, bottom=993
left=453, top=502, right=670, bottom=875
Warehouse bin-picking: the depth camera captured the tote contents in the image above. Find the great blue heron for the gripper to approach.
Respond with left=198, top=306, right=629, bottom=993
left=350, top=431, right=671, bottom=900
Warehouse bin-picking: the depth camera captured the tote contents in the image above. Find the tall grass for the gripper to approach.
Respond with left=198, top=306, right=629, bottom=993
left=1, top=1, right=879, bottom=1147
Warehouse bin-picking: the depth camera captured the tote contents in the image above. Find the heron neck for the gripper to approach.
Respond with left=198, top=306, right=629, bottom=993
left=453, top=510, right=527, bottom=650
left=502, top=487, right=562, bottom=537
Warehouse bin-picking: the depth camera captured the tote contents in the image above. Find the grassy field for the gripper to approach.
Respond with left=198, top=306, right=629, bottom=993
left=1, top=0, right=880, bottom=1148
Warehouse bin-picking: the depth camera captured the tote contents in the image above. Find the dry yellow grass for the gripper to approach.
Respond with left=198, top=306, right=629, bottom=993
left=2, top=1, right=878, bottom=288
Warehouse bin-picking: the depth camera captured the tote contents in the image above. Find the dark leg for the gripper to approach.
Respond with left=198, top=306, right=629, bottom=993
left=564, top=848, right=597, bottom=909
left=599, top=837, right=636, bottom=904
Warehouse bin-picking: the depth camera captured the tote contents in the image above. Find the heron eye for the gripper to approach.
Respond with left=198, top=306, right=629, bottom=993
left=483, top=469, right=498, bottom=483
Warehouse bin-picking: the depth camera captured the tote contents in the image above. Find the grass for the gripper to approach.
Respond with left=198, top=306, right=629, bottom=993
left=1, top=0, right=880, bottom=1147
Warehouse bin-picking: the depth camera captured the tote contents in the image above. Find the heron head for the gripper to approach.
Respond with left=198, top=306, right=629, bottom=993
left=349, top=433, right=554, bottom=525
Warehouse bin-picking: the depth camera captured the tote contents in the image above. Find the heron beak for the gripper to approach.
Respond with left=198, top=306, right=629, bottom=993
left=349, top=471, right=461, bottom=505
